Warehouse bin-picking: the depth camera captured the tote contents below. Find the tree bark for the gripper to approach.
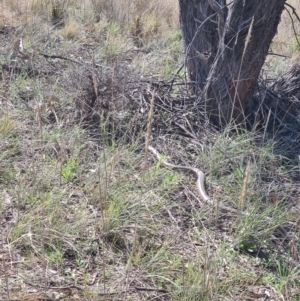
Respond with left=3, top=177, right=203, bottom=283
left=179, top=0, right=286, bottom=125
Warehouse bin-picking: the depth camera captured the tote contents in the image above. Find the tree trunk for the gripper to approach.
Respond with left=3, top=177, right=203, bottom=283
left=179, top=0, right=286, bottom=125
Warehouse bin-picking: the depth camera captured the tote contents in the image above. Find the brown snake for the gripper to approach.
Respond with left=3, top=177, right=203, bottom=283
left=148, top=145, right=290, bottom=239
left=148, top=145, right=238, bottom=213
left=148, top=146, right=209, bottom=201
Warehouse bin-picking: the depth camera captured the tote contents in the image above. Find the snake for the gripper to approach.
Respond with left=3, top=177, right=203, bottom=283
left=148, top=145, right=239, bottom=213
left=148, top=145, right=298, bottom=260
left=148, top=146, right=210, bottom=201
left=147, top=146, right=292, bottom=222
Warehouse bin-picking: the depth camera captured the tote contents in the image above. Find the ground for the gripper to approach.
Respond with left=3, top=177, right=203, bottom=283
left=1, top=1, right=300, bottom=300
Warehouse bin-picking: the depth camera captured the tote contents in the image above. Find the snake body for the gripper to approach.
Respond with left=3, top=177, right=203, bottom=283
left=148, top=146, right=210, bottom=202
left=148, top=145, right=240, bottom=213
left=148, top=145, right=249, bottom=215
left=148, top=146, right=240, bottom=213
left=148, top=145, right=289, bottom=237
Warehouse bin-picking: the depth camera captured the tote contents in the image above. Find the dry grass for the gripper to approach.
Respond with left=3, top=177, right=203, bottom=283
left=0, top=1, right=300, bottom=300
left=266, top=0, right=300, bottom=75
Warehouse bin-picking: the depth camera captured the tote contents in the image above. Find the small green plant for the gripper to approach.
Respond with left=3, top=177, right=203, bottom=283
left=107, top=21, right=121, bottom=36
left=49, top=249, right=65, bottom=267
left=61, top=159, right=78, bottom=182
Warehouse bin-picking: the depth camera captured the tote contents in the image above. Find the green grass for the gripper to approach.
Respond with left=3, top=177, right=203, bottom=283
left=0, top=1, right=300, bottom=300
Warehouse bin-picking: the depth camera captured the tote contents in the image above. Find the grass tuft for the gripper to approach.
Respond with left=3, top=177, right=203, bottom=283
left=61, top=20, right=80, bottom=39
